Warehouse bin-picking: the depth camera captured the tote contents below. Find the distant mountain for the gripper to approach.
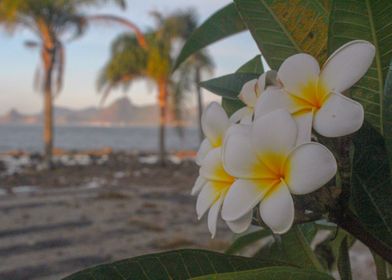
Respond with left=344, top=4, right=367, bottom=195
left=0, top=97, right=196, bottom=126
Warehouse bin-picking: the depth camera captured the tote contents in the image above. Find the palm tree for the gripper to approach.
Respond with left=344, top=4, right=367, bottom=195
left=0, top=0, right=144, bottom=168
left=98, top=10, right=214, bottom=164
left=98, top=31, right=171, bottom=165
left=152, top=10, right=214, bottom=143
left=188, top=52, right=214, bottom=143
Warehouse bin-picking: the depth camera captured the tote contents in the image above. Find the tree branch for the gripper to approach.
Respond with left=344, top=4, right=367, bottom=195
left=334, top=210, right=392, bottom=264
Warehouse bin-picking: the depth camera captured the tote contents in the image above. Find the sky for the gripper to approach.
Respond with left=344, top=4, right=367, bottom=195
left=0, top=0, right=261, bottom=115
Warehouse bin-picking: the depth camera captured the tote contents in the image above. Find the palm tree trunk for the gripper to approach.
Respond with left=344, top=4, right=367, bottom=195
left=42, top=47, right=55, bottom=169
left=157, top=80, right=168, bottom=166
left=195, top=67, right=204, bottom=143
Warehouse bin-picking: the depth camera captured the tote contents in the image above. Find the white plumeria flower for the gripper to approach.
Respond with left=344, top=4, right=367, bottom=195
left=195, top=102, right=229, bottom=166
left=230, top=71, right=278, bottom=124
left=221, top=109, right=337, bottom=234
left=195, top=147, right=253, bottom=238
left=255, top=40, right=375, bottom=144
left=229, top=79, right=259, bottom=124
left=193, top=102, right=230, bottom=196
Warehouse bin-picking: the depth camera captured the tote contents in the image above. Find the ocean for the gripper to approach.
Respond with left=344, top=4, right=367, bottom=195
left=0, top=124, right=200, bottom=153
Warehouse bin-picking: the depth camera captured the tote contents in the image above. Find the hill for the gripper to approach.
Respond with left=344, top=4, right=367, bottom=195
left=0, top=97, right=196, bottom=126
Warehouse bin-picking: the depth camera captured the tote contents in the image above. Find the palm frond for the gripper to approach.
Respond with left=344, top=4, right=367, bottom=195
left=87, top=15, right=147, bottom=49
left=54, top=41, right=65, bottom=95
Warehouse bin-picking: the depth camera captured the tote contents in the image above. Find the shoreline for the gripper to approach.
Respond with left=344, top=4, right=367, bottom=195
left=0, top=149, right=197, bottom=190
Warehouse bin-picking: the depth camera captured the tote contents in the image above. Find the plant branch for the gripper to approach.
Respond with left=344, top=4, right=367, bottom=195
left=333, top=210, right=392, bottom=264
left=334, top=136, right=353, bottom=211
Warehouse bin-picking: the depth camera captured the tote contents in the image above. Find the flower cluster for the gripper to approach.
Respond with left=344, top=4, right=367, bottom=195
left=192, top=40, right=375, bottom=238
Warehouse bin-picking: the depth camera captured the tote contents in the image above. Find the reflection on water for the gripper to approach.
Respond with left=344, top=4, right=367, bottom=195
left=0, top=124, right=199, bottom=152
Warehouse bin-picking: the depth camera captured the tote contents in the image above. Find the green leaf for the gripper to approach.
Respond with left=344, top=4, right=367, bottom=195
left=328, top=0, right=392, bottom=133
left=351, top=121, right=392, bottom=249
left=234, top=0, right=329, bottom=69
left=221, top=55, right=264, bottom=116
left=372, top=251, right=389, bottom=280
left=337, top=236, right=352, bottom=280
left=236, top=55, right=264, bottom=74
left=191, top=266, right=334, bottom=280
left=62, top=249, right=283, bottom=280
left=255, top=224, right=323, bottom=271
left=314, top=228, right=355, bottom=271
left=173, top=3, right=246, bottom=70
left=200, top=73, right=259, bottom=99
left=226, top=229, right=272, bottom=255
left=384, top=61, right=392, bottom=166
left=222, top=98, right=246, bottom=117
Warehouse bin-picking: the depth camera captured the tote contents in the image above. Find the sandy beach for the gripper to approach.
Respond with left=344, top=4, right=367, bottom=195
left=0, top=152, right=376, bottom=280
left=0, top=152, right=234, bottom=279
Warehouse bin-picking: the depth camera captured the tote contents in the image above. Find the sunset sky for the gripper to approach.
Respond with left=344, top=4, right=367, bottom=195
left=0, top=0, right=261, bottom=115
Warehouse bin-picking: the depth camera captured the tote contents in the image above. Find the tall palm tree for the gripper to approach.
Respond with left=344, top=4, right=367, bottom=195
left=98, top=31, right=171, bottom=165
left=0, top=0, right=144, bottom=168
left=152, top=10, right=214, bottom=143
left=98, top=10, right=214, bottom=164
left=188, top=52, right=214, bottom=143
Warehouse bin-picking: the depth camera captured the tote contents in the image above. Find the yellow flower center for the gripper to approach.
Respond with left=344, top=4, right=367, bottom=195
left=210, top=162, right=235, bottom=202
left=289, top=79, right=329, bottom=112
left=252, top=152, right=289, bottom=194
left=211, top=136, right=223, bottom=148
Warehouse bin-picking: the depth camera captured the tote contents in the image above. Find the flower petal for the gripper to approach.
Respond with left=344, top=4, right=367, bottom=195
left=285, top=142, right=337, bottom=195
left=259, top=182, right=294, bottom=234
left=239, top=79, right=258, bottom=107
left=254, top=87, right=294, bottom=119
left=251, top=109, right=297, bottom=157
left=226, top=211, right=253, bottom=234
left=229, top=107, right=253, bottom=124
left=202, top=102, right=230, bottom=147
left=222, top=178, right=275, bottom=222
left=314, top=92, right=364, bottom=137
left=320, top=40, right=375, bottom=92
left=208, top=195, right=224, bottom=238
left=196, top=138, right=213, bottom=165
left=277, top=53, right=320, bottom=95
left=200, top=148, right=234, bottom=182
left=191, top=175, right=208, bottom=196
left=223, top=125, right=268, bottom=179
left=240, top=111, right=254, bottom=124
left=196, top=182, right=219, bottom=219
left=292, top=110, right=313, bottom=145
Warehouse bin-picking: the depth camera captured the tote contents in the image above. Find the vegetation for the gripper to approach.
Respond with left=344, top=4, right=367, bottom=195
left=98, top=10, right=213, bottom=164
left=0, top=0, right=142, bottom=168
left=1, top=0, right=391, bottom=279
left=67, top=1, right=392, bottom=279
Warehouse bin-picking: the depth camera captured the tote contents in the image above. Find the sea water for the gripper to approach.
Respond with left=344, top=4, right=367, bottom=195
left=0, top=124, right=200, bottom=152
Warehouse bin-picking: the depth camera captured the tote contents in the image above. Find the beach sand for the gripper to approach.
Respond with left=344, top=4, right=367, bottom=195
left=0, top=152, right=376, bottom=280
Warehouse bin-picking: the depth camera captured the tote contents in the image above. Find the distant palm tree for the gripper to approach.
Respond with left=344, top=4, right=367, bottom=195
left=188, top=52, right=214, bottom=143
left=98, top=10, right=214, bottom=164
left=0, top=0, right=144, bottom=168
left=152, top=10, right=214, bottom=143
left=98, top=31, right=170, bottom=165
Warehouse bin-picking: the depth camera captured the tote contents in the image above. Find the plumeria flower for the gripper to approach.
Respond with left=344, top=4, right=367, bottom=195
left=195, top=102, right=229, bottom=166
left=255, top=40, right=375, bottom=145
left=195, top=147, right=253, bottom=238
left=230, top=71, right=278, bottom=124
left=192, top=102, right=230, bottom=196
left=229, top=79, right=258, bottom=124
left=221, top=109, right=337, bottom=234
